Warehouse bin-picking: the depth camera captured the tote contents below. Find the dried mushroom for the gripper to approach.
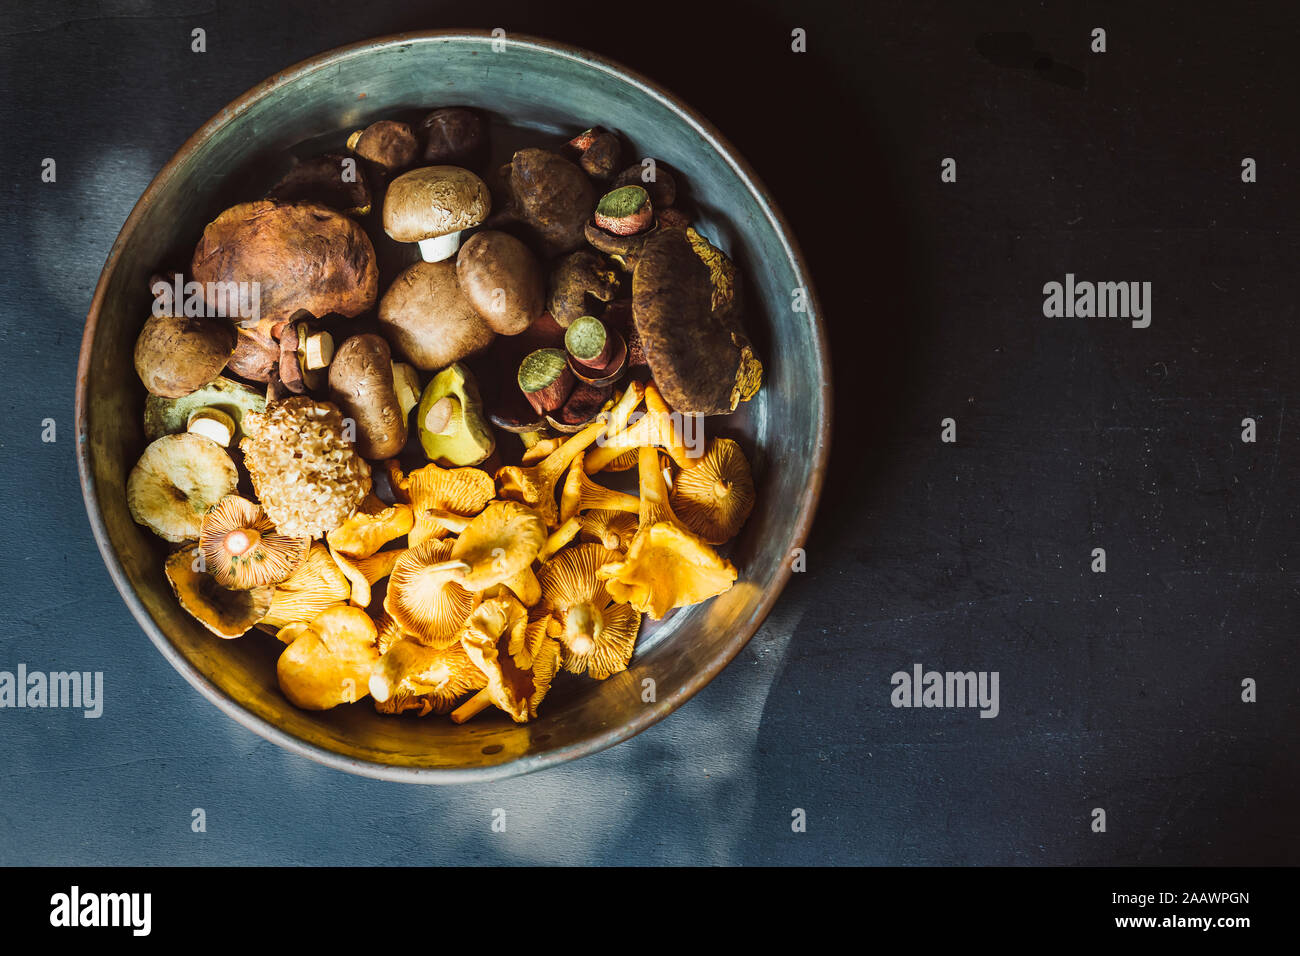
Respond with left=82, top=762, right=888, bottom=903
left=240, top=397, right=372, bottom=539
left=276, top=605, right=381, bottom=710
left=598, top=447, right=737, bottom=619
left=536, top=543, right=640, bottom=679
left=127, top=433, right=239, bottom=543
left=165, top=548, right=272, bottom=639
left=199, top=495, right=308, bottom=589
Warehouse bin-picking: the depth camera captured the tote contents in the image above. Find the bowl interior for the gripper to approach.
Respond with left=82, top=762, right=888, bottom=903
left=79, top=32, right=828, bottom=782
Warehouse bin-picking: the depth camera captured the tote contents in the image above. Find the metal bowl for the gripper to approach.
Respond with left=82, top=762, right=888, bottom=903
left=76, top=30, right=830, bottom=783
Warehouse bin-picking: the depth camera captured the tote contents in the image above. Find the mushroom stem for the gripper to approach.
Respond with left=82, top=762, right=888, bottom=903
left=450, top=688, right=493, bottom=723
left=368, top=672, right=394, bottom=703
left=423, top=395, right=461, bottom=436
left=427, top=509, right=472, bottom=534
left=417, top=232, right=461, bottom=263
left=714, top=479, right=732, bottom=498
left=562, top=604, right=599, bottom=656
left=300, top=328, right=334, bottom=370
left=225, top=528, right=262, bottom=557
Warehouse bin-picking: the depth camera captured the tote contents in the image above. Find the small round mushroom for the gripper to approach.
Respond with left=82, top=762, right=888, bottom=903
left=127, top=433, right=239, bottom=543
left=383, top=165, right=491, bottom=262
left=346, top=119, right=418, bottom=174
left=199, top=495, right=309, bottom=590
left=133, top=313, right=235, bottom=399
left=546, top=249, right=619, bottom=328
left=328, top=334, right=407, bottom=459
left=419, top=107, right=486, bottom=167
left=267, top=153, right=372, bottom=216
left=455, top=230, right=544, bottom=335
left=377, top=260, right=496, bottom=371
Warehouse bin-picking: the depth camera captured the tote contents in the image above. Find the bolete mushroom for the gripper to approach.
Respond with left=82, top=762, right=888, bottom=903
left=546, top=249, right=619, bottom=329
left=278, top=316, right=334, bottom=395
left=165, top=548, right=273, bottom=639
left=564, top=315, right=627, bottom=387
left=669, top=437, right=756, bottom=544
left=517, top=348, right=574, bottom=415
left=185, top=407, right=236, bottom=447
left=564, top=127, right=622, bottom=180
left=199, top=495, right=309, bottom=590
left=133, top=313, right=235, bottom=399
left=455, top=230, right=544, bottom=335
left=276, top=604, right=381, bottom=710
left=190, top=200, right=378, bottom=339
left=593, top=185, right=654, bottom=236
left=227, top=325, right=280, bottom=383
left=631, top=227, right=760, bottom=415
left=262, top=543, right=352, bottom=630
left=536, top=542, right=640, bottom=679
left=144, top=376, right=265, bottom=443
left=377, top=260, right=495, bottom=371
left=611, top=162, right=677, bottom=208
left=383, top=537, right=477, bottom=649
left=597, top=446, right=737, bottom=619
left=346, top=119, right=418, bottom=174
left=504, top=148, right=598, bottom=256
left=328, top=334, right=407, bottom=459
left=127, top=433, right=239, bottom=543
left=401, top=463, right=495, bottom=548
left=416, top=363, right=495, bottom=467
left=383, top=165, right=490, bottom=262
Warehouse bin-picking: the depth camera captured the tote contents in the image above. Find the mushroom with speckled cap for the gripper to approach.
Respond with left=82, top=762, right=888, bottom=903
left=383, top=165, right=490, bottom=262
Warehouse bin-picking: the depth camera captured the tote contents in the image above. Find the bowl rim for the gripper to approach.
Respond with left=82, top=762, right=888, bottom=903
left=76, top=28, right=832, bottom=784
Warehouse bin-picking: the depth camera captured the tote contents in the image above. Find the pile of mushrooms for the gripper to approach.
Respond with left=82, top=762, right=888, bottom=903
left=124, top=106, right=764, bottom=723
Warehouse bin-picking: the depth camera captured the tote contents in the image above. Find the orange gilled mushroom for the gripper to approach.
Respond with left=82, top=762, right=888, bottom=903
left=372, top=609, right=408, bottom=655
left=262, top=542, right=352, bottom=630
left=199, top=495, right=309, bottom=590
left=536, top=542, right=641, bottom=679
left=669, top=437, right=756, bottom=545
left=452, top=592, right=560, bottom=723
left=276, top=604, right=381, bottom=710
left=332, top=548, right=405, bottom=608
left=583, top=383, right=699, bottom=473
left=384, top=538, right=477, bottom=649
left=495, top=418, right=608, bottom=527
left=597, top=446, right=737, bottom=620
left=423, top=506, right=543, bottom=606
left=370, top=638, right=487, bottom=716
left=578, top=509, right=639, bottom=553
left=401, top=463, right=496, bottom=549
left=558, top=451, right=640, bottom=524
left=165, top=548, right=273, bottom=639
left=449, top=501, right=547, bottom=590
left=520, top=434, right=563, bottom=465
left=325, top=494, right=413, bottom=560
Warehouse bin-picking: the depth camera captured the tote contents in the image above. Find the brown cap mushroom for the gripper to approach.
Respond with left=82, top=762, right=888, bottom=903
left=328, top=334, right=408, bottom=459
left=420, top=107, right=486, bottom=167
left=455, top=230, right=545, bottom=335
left=199, top=495, right=309, bottom=590
left=377, top=260, right=496, bottom=371
left=190, top=200, right=378, bottom=339
left=505, top=148, right=598, bottom=257
left=546, top=249, right=619, bottom=329
left=383, top=165, right=490, bottom=262
left=134, top=313, right=235, bottom=399
left=346, top=119, right=418, bottom=174
left=267, top=153, right=372, bottom=216
left=370, top=638, right=487, bottom=716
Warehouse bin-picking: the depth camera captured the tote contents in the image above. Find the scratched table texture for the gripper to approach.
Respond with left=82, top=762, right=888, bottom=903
left=1, top=0, right=1297, bottom=866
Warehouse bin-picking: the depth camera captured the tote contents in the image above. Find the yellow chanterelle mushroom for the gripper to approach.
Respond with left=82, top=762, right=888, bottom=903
left=275, top=604, right=381, bottom=710
left=536, top=542, right=640, bottom=679
left=668, top=437, right=755, bottom=545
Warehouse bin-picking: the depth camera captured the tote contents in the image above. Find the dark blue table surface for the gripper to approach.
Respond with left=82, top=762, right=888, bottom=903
left=1, top=0, right=1297, bottom=865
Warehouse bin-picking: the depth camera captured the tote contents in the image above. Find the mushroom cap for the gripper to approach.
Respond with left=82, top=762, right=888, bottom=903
left=507, top=148, right=598, bottom=257
left=165, top=548, right=272, bottom=639
left=383, top=165, right=490, bottom=242
left=632, top=228, right=748, bottom=415
left=449, top=501, right=547, bottom=591
left=133, top=313, right=236, bottom=399
left=326, top=494, right=414, bottom=559
left=455, top=230, right=545, bottom=335
left=578, top=509, right=639, bottom=552
left=599, top=523, right=737, bottom=620
left=331, top=547, right=404, bottom=608
left=190, top=200, right=378, bottom=337
left=263, top=542, right=352, bottom=630
left=127, top=433, right=239, bottom=543
left=267, top=152, right=372, bottom=216
left=377, top=260, right=496, bottom=371
left=276, top=604, right=381, bottom=710
left=372, top=610, right=408, bottom=655
left=459, top=593, right=550, bottom=722
left=144, top=375, right=265, bottom=444
left=384, top=538, right=476, bottom=649
left=400, top=463, right=495, bottom=549
left=370, top=638, right=486, bottom=716
left=669, top=437, right=756, bottom=544
left=199, top=494, right=309, bottom=590
left=536, top=542, right=638, bottom=678
left=350, top=119, right=418, bottom=172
